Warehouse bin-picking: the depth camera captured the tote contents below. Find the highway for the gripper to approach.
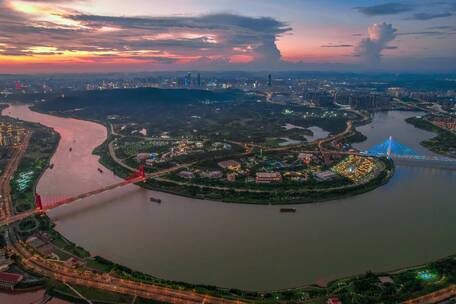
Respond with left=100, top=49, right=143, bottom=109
left=0, top=132, right=32, bottom=220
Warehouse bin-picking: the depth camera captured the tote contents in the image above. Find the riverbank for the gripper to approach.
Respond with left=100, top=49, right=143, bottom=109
left=406, top=116, right=456, bottom=158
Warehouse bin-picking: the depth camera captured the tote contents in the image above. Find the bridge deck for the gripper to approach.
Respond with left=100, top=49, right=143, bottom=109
left=42, top=176, right=146, bottom=210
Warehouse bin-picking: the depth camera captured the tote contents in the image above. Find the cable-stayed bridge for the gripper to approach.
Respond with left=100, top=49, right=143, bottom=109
left=364, top=136, right=456, bottom=167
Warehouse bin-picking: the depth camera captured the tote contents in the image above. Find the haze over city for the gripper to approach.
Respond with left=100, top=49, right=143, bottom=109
left=1, top=0, right=456, bottom=73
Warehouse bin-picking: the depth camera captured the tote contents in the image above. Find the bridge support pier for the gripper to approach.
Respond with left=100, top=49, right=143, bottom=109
left=138, top=164, right=145, bottom=178
left=35, top=193, right=43, bottom=211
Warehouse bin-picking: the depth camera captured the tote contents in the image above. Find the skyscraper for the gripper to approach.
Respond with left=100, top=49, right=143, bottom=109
left=184, top=72, right=191, bottom=88
left=268, top=74, right=272, bottom=87
left=197, top=73, right=201, bottom=87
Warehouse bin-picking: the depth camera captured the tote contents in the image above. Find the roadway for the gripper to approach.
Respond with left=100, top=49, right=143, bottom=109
left=7, top=235, right=244, bottom=304
left=0, top=132, right=32, bottom=223
left=402, top=285, right=456, bottom=304
left=0, top=128, right=245, bottom=304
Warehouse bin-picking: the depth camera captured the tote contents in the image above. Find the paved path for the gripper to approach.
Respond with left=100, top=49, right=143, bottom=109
left=402, top=285, right=456, bottom=304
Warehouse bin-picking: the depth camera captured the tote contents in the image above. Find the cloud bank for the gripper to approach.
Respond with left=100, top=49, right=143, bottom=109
left=0, top=0, right=291, bottom=66
left=355, top=2, right=413, bottom=16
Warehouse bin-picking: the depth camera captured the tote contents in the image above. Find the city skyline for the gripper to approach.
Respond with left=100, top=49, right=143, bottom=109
left=0, top=0, right=456, bottom=73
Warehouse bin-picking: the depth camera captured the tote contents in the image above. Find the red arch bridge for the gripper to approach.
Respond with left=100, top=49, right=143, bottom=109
left=1, top=165, right=146, bottom=226
left=35, top=165, right=146, bottom=211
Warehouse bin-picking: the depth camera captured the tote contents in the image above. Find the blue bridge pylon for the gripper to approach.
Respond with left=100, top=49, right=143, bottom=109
left=366, top=136, right=419, bottom=158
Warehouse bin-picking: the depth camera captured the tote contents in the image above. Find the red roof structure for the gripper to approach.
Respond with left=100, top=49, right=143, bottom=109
left=327, top=297, right=342, bottom=304
left=0, top=272, right=23, bottom=283
left=0, top=272, right=23, bottom=290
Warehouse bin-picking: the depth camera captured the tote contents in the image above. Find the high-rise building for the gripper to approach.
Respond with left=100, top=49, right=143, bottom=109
left=197, top=73, right=201, bottom=87
left=268, top=74, right=272, bottom=87
left=184, top=73, right=192, bottom=88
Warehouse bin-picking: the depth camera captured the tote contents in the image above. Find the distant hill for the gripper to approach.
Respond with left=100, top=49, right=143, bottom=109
left=35, top=87, right=240, bottom=121
left=38, top=88, right=236, bottom=110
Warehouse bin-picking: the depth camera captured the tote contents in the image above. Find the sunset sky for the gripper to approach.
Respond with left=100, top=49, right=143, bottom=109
left=0, top=0, right=455, bottom=73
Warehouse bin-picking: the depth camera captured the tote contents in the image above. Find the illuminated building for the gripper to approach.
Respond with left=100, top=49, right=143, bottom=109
left=298, top=153, right=314, bottom=164
left=0, top=272, right=23, bottom=290
left=0, top=122, right=26, bottom=146
left=256, top=172, right=282, bottom=184
left=327, top=297, right=342, bottom=304
left=314, top=170, right=337, bottom=182
left=218, top=160, right=241, bottom=171
left=227, top=173, right=236, bottom=182
left=177, top=171, right=195, bottom=179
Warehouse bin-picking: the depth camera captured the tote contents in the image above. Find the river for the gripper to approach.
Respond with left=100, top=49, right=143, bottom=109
left=3, top=105, right=456, bottom=291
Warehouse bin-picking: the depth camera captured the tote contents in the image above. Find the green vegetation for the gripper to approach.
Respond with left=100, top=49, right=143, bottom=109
left=35, top=88, right=357, bottom=144
left=345, top=130, right=368, bottom=144
left=322, top=257, right=456, bottom=304
left=0, top=146, right=13, bottom=175
left=406, top=116, right=456, bottom=157
left=11, top=123, right=59, bottom=215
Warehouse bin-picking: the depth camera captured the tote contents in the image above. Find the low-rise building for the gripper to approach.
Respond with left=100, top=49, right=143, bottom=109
left=36, top=244, right=54, bottom=257
left=298, top=153, right=314, bottom=164
left=177, top=171, right=195, bottom=179
left=202, top=171, right=223, bottom=179
left=145, top=159, right=155, bottom=167
left=327, top=297, right=342, bottom=304
left=244, top=176, right=255, bottom=183
left=315, top=170, right=337, bottom=182
left=256, top=172, right=283, bottom=184
left=218, top=160, right=241, bottom=171
left=136, top=153, right=151, bottom=161
left=0, top=122, right=27, bottom=146
left=0, top=255, right=13, bottom=272
left=227, top=173, right=237, bottom=182
left=378, top=276, right=395, bottom=287
left=64, top=257, right=84, bottom=268
left=0, top=272, right=23, bottom=290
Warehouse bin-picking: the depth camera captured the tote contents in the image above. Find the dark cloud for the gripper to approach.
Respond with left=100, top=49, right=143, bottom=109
left=89, top=54, right=179, bottom=64
left=399, top=31, right=445, bottom=36
left=320, top=44, right=353, bottom=48
left=355, top=2, right=413, bottom=16
left=398, top=24, right=456, bottom=38
left=406, top=12, right=452, bottom=20
left=427, top=25, right=456, bottom=30
left=66, top=13, right=291, bottom=63
left=0, top=1, right=291, bottom=66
